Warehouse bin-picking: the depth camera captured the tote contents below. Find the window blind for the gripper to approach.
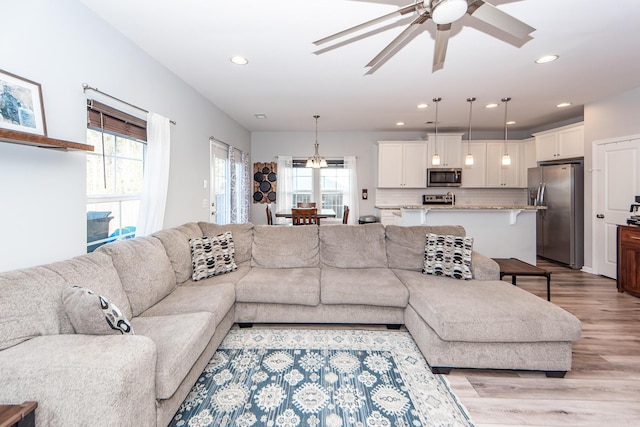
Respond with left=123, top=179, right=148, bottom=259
left=87, top=99, right=147, bottom=141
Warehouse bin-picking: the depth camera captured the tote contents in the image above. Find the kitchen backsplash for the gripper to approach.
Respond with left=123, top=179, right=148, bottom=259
left=375, top=188, right=528, bottom=207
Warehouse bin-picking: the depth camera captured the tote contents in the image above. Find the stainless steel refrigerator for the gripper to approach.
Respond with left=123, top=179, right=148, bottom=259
left=528, top=163, right=584, bottom=269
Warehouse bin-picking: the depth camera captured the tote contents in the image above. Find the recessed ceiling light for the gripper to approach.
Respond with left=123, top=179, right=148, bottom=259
left=556, top=102, right=572, bottom=108
left=254, top=113, right=267, bottom=119
left=230, top=56, right=249, bottom=65
left=396, top=121, right=405, bottom=126
left=506, top=120, right=516, bottom=125
left=485, top=103, right=498, bottom=109
left=535, top=55, right=559, bottom=64
left=417, top=103, right=428, bottom=109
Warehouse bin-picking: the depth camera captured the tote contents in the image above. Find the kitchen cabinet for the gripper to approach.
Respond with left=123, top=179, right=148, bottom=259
left=486, top=142, right=522, bottom=187
left=617, top=225, right=640, bottom=297
left=461, top=142, right=487, bottom=187
left=377, top=141, right=427, bottom=188
left=534, top=123, right=584, bottom=162
left=425, top=133, right=463, bottom=168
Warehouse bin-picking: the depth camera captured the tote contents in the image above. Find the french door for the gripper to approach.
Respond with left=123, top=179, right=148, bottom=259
left=210, top=141, right=229, bottom=224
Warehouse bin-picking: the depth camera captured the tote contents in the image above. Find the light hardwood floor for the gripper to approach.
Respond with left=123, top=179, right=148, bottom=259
left=447, top=259, right=640, bottom=427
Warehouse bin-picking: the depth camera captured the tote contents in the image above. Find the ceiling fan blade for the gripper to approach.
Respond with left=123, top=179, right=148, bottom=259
left=433, top=23, right=451, bottom=72
left=365, top=21, right=427, bottom=75
left=468, top=0, right=535, bottom=40
left=313, top=2, right=419, bottom=46
left=366, top=14, right=429, bottom=68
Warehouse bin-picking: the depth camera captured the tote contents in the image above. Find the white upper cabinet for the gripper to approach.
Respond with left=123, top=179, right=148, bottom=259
left=486, top=142, right=522, bottom=187
left=425, top=133, right=463, bottom=168
left=534, top=123, right=584, bottom=162
left=377, top=141, right=427, bottom=188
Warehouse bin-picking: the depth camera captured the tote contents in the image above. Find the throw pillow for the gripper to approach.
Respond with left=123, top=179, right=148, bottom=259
left=423, top=233, right=473, bottom=280
left=63, top=286, right=134, bottom=335
left=190, top=231, right=238, bottom=281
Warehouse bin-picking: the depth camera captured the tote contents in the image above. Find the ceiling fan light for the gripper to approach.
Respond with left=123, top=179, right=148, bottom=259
left=431, top=0, right=468, bottom=24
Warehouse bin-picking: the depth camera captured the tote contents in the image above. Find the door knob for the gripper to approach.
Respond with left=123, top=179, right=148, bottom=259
left=596, top=214, right=604, bottom=219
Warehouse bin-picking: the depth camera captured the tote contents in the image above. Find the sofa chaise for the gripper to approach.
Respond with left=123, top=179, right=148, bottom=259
left=0, top=222, right=581, bottom=426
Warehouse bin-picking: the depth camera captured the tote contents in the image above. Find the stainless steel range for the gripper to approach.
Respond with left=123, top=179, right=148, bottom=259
left=422, top=194, right=455, bottom=205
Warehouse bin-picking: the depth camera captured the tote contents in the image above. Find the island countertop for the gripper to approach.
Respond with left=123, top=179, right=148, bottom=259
left=376, top=205, right=543, bottom=210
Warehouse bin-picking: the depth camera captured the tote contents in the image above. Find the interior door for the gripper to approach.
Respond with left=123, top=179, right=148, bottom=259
left=210, top=141, right=230, bottom=224
left=594, top=139, right=640, bottom=278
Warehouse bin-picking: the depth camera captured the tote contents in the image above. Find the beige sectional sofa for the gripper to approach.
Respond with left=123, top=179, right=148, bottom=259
left=0, top=222, right=581, bottom=426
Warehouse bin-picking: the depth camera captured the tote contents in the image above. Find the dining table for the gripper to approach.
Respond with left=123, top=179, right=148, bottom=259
left=275, top=208, right=337, bottom=219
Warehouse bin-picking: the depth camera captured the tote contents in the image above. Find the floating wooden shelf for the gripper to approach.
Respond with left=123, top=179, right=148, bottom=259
left=0, top=128, right=94, bottom=151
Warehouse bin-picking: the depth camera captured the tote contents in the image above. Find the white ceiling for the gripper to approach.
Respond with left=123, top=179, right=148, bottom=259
left=79, top=0, right=640, bottom=133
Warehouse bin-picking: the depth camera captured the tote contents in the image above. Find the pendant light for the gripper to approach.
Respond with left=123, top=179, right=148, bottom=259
left=465, top=97, right=476, bottom=167
left=305, top=115, right=328, bottom=168
left=431, top=97, right=442, bottom=166
left=501, top=97, right=511, bottom=167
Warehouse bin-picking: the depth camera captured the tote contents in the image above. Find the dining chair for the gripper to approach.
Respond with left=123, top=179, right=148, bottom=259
left=266, top=204, right=274, bottom=225
left=292, top=208, right=320, bottom=225
left=296, top=202, right=316, bottom=208
left=342, top=206, right=350, bottom=224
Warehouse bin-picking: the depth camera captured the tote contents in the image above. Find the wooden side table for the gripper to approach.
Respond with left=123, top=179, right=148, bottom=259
left=493, top=257, right=552, bottom=301
left=0, top=402, right=37, bottom=427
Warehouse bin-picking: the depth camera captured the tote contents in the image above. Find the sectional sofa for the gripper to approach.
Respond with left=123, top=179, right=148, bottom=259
left=0, top=222, right=581, bottom=426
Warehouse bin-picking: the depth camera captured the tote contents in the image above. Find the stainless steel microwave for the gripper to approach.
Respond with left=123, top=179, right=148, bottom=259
left=427, top=168, right=462, bottom=187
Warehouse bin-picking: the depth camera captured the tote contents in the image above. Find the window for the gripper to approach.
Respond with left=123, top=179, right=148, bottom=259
left=86, top=100, right=146, bottom=252
left=291, top=160, right=348, bottom=220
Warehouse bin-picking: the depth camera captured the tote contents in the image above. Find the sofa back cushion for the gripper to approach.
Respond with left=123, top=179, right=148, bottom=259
left=386, top=225, right=466, bottom=270
left=198, top=222, right=254, bottom=264
left=251, top=225, right=319, bottom=268
left=0, top=265, right=70, bottom=351
left=153, top=222, right=203, bottom=284
left=320, top=223, right=387, bottom=268
left=98, top=236, right=176, bottom=316
left=46, top=252, right=133, bottom=319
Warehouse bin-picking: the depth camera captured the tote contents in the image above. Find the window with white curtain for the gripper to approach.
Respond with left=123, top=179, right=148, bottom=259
left=290, top=159, right=349, bottom=221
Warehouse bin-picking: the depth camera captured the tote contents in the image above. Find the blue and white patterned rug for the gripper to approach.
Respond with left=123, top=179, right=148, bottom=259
left=169, top=328, right=474, bottom=427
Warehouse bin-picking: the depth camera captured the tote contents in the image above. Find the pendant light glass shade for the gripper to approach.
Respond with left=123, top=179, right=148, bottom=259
left=501, top=97, right=511, bottom=167
left=431, top=97, right=442, bottom=166
left=465, top=97, right=475, bottom=167
left=306, top=115, right=327, bottom=168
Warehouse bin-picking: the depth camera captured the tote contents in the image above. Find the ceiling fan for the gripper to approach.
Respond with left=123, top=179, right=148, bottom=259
left=313, top=0, right=535, bottom=74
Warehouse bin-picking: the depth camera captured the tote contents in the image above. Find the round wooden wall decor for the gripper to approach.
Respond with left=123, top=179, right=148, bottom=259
left=253, top=162, right=277, bottom=203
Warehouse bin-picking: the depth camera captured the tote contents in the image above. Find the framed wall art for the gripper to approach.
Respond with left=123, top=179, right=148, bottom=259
left=0, top=69, right=47, bottom=136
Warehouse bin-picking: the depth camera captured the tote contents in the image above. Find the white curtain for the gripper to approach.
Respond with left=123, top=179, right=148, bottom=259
left=136, top=112, right=171, bottom=236
left=344, top=156, right=359, bottom=224
left=276, top=156, right=293, bottom=225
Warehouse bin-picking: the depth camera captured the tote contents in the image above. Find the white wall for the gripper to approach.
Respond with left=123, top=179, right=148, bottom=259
left=0, top=0, right=250, bottom=271
left=250, top=131, right=425, bottom=224
left=583, top=86, right=640, bottom=270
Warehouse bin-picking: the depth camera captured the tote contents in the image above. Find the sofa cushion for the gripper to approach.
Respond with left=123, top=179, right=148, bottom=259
left=140, top=281, right=235, bottom=328
left=0, top=266, right=70, bottom=351
left=181, top=263, right=251, bottom=288
left=423, top=233, right=473, bottom=280
left=386, top=225, right=466, bottom=270
left=236, top=267, right=321, bottom=306
left=153, top=222, right=203, bottom=284
left=97, top=236, right=176, bottom=317
left=131, top=312, right=217, bottom=399
left=395, top=269, right=582, bottom=343
left=45, top=251, right=133, bottom=320
left=321, top=267, right=409, bottom=308
left=190, top=232, right=238, bottom=280
left=198, top=222, right=254, bottom=264
left=251, top=225, right=319, bottom=268
left=320, top=224, right=387, bottom=268
left=63, top=286, right=134, bottom=335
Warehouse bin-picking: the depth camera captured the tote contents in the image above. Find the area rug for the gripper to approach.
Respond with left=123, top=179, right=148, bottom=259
left=169, top=328, right=474, bottom=427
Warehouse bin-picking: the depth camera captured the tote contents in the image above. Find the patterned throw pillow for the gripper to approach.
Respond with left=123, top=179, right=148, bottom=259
left=190, top=231, right=238, bottom=281
left=422, top=233, right=473, bottom=280
left=63, top=286, right=134, bottom=335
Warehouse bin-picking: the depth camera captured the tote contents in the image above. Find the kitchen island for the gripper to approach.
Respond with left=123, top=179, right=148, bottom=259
left=397, top=205, right=541, bottom=265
